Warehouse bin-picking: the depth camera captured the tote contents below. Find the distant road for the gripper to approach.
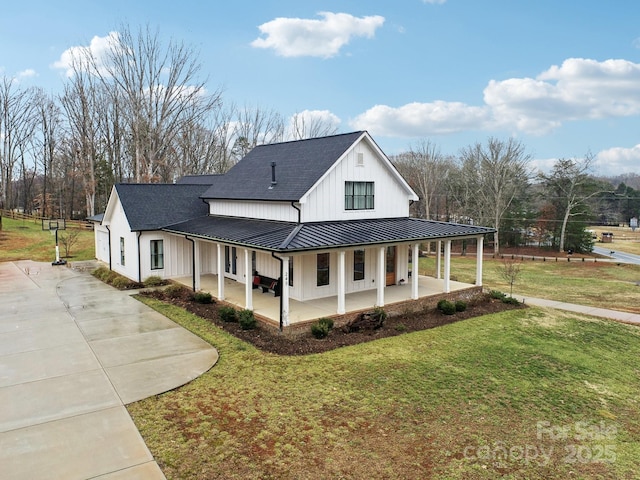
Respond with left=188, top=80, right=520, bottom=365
left=592, top=245, right=640, bottom=265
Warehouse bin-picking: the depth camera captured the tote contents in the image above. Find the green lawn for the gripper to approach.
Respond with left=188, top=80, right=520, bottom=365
left=420, top=255, right=640, bottom=313
left=131, top=298, right=640, bottom=479
left=0, top=217, right=95, bottom=262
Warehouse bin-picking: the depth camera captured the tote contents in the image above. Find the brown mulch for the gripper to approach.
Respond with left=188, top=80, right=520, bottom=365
left=139, top=288, right=525, bottom=356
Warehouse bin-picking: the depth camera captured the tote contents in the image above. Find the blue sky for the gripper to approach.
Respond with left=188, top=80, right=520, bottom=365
left=2, top=0, right=640, bottom=176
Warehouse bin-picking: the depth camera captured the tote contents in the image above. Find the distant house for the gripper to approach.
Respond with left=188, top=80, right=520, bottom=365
left=95, top=131, right=494, bottom=328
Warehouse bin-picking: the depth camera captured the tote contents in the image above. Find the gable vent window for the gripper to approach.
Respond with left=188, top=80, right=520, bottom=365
left=356, top=152, right=364, bottom=166
left=345, top=181, right=374, bottom=210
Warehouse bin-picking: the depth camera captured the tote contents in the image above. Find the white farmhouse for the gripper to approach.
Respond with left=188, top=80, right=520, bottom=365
left=95, top=131, right=494, bottom=328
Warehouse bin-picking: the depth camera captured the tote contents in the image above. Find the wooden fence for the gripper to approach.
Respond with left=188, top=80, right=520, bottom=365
left=0, top=209, right=94, bottom=230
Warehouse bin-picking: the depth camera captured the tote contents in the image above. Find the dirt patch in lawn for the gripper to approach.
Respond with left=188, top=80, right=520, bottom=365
left=138, top=288, right=525, bottom=356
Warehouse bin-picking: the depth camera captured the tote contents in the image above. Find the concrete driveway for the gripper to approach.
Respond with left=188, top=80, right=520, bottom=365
left=0, top=260, right=219, bottom=480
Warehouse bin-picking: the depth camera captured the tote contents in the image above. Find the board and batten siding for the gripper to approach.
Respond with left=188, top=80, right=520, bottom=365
left=105, top=195, right=140, bottom=281
left=209, top=200, right=298, bottom=222
left=301, top=141, right=411, bottom=222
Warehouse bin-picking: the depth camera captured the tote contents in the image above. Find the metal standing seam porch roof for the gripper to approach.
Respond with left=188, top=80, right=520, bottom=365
left=163, top=215, right=496, bottom=253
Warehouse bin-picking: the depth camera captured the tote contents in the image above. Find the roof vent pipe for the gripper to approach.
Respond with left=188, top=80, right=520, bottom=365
left=271, top=161, right=277, bottom=186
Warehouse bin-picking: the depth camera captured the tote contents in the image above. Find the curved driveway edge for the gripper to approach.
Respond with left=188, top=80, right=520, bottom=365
left=0, top=260, right=218, bottom=480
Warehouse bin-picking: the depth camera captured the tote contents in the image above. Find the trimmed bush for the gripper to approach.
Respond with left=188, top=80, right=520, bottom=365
left=238, top=309, right=257, bottom=330
left=317, top=317, right=334, bottom=330
left=311, top=321, right=330, bottom=339
left=455, top=300, right=467, bottom=312
left=502, top=296, right=521, bottom=305
left=164, top=283, right=188, bottom=299
left=489, top=290, right=507, bottom=300
left=193, top=291, right=213, bottom=304
left=92, top=266, right=111, bottom=281
left=110, top=276, right=133, bottom=290
left=144, top=276, right=165, bottom=287
left=373, top=307, right=388, bottom=323
left=437, top=299, right=456, bottom=315
left=219, top=306, right=237, bottom=322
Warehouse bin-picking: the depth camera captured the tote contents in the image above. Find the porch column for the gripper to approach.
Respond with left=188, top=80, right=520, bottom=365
left=216, top=243, right=225, bottom=300
left=377, top=246, right=385, bottom=307
left=436, top=240, right=442, bottom=279
left=475, top=236, right=484, bottom=286
left=443, top=239, right=451, bottom=293
left=193, top=239, right=201, bottom=291
left=337, top=250, right=346, bottom=314
left=282, top=256, right=290, bottom=326
left=411, top=243, right=419, bottom=300
left=244, top=248, right=253, bottom=310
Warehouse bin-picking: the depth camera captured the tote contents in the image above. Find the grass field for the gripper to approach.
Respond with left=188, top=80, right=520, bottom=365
left=0, top=217, right=95, bottom=262
left=131, top=298, right=640, bottom=479
left=589, top=226, right=640, bottom=255
left=420, top=255, right=640, bottom=314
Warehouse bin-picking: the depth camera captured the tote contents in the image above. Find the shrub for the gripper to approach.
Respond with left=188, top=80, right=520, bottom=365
left=455, top=300, right=467, bottom=312
left=219, top=306, right=237, bottom=322
left=437, top=299, right=456, bottom=315
left=502, top=296, right=521, bottom=305
left=92, top=266, right=111, bottom=281
left=317, top=317, right=334, bottom=330
left=164, top=283, right=188, bottom=299
left=489, top=290, right=507, bottom=300
left=311, top=321, right=330, bottom=339
left=238, top=309, right=257, bottom=330
left=373, top=306, right=388, bottom=323
left=193, top=291, right=213, bottom=304
left=110, top=275, right=134, bottom=290
left=143, top=276, right=165, bottom=287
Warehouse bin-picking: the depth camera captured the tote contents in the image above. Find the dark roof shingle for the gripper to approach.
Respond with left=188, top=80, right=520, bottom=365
left=201, top=131, right=365, bottom=201
left=115, top=183, right=210, bottom=231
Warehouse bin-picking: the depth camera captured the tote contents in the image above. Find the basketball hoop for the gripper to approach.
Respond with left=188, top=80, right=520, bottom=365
left=42, top=218, right=67, bottom=266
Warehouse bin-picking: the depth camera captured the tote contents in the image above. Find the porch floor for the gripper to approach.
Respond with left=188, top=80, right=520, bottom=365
left=172, top=274, right=474, bottom=325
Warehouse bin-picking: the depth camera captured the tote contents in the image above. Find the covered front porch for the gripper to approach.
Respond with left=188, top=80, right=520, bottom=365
left=173, top=272, right=477, bottom=327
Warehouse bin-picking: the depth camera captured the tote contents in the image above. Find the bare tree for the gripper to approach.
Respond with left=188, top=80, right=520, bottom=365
left=538, top=154, right=607, bottom=252
left=0, top=77, right=39, bottom=210
left=289, top=110, right=339, bottom=140
left=89, top=24, right=223, bottom=182
left=232, top=104, right=285, bottom=160
left=34, top=90, right=62, bottom=217
left=496, top=257, right=523, bottom=297
left=393, top=140, right=453, bottom=220
left=456, top=138, right=532, bottom=255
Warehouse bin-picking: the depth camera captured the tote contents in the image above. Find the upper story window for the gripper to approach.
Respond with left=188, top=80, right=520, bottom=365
left=345, top=181, right=374, bottom=210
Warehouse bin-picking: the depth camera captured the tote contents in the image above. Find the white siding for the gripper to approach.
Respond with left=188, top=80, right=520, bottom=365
left=105, top=196, right=139, bottom=281
left=301, top=141, right=411, bottom=222
left=209, top=200, right=298, bottom=222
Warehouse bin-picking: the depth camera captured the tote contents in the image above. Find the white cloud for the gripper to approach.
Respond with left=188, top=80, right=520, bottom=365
left=287, top=109, right=341, bottom=138
left=52, top=32, right=119, bottom=77
left=595, top=144, right=640, bottom=174
left=350, top=101, right=490, bottom=136
left=422, top=0, right=447, bottom=4
left=251, top=12, right=385, bottom=58
left=17, top=69, right=37, bottom=80
left=352, top=58, right=640, bottom=138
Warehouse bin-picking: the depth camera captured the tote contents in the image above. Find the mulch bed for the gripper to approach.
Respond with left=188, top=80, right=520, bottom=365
left=139, top=288, right=525, bottom=356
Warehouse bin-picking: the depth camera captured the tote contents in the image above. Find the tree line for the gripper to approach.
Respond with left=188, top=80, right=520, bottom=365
left=1, top=25, right=638, bottom=254
left=392, top=140, right=640, bottom=254
left=0, top=25, right=338, bottom=220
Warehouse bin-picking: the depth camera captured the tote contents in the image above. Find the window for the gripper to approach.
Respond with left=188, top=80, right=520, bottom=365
left=120, top=237, right=125, bottom=266
left=288, top=257, right=294, bottom=287
left=317, top=253, right=330, bottom=286
left=353, top=249, right=365, bottom=281
left=150, top=240, right=164, bottom=270
left=345, top=181, right=374, bottom=210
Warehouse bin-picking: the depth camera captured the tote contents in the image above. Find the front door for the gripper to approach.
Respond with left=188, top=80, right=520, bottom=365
left=386, top=246, right=396, bottom=286
left=224, top=246, right=237, bottom=275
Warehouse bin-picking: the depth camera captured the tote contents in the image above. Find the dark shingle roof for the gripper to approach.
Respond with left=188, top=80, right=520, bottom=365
left=164, top=216, right=495, bottom=252
left=201, top=131, right=365, bottom=201
left=115, top=183, right=210, bottom=231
